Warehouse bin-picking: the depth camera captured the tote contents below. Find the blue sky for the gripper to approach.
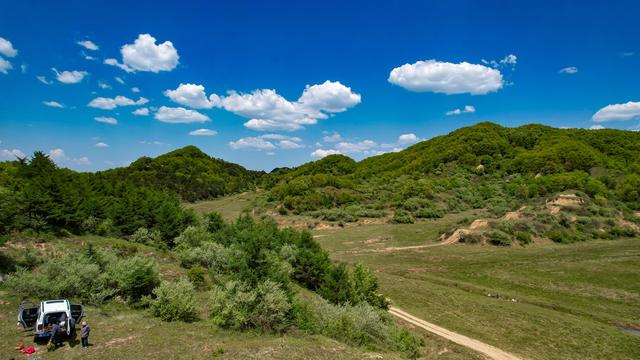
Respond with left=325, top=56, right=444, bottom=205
left=1, top=0, right=639, bottom=171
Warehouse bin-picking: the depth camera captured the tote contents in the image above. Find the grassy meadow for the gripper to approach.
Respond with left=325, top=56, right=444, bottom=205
left=313, top=219, right=640, bottom=360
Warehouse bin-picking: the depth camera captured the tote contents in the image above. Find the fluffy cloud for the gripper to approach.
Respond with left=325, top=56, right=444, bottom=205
left=154, top=106, right=209, bottom=123
left=0, top=37, right=18, bottom=57
left=0, top=37, right=17, bottom=75
left=0, top=148, right=26, bottom=159
left=48, top=148, right=91, bottom=165
left=397, top=133, right=420, bottom=145
left=106, top=34, right=179, bottom=73
left=52, top=68, right=88, bottom=84
left=278, top=140, right=304, bottom=149
left=229, top=137, right=276, bottom=150
left=445, top=105, right=476, bottom=116
left=559, top=66, right=578, bottom=74
left=43, top=101, right=64, bottom=108
left=189, top=128, right=217, bottom=136
left=132, top=87, right=140, bottom=93
left=388, top=60, right=503, bottom=95
left=132, top=107, right=149, bottom=116
left=95, top=116, right=118, bottom=125
left=311, top=149, right=342, bottom=158
left=164, top=83, right=213, bottom=109
left=297, top=81, right=361, bottom=113
left=98, top=81, right=111, bottom=89
left=481, top=54, right=517, bottom=69
left=95, top=142, right=109, bottom=148
left=0, top=57, right=12, bottom=74
left=88, top=95, right=148, bottom=110
left=322, top=131, right=343, bottom=142
left=208, top=81, right=360, bottom=131
left=592, top=101, right=640, bottom=122
left=335, top=140, right=377, bottom=154
left=77, top=40, right=98, bottom=51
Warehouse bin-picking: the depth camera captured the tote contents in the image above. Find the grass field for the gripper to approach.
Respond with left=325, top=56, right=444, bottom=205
left=313, top=217, right=640, bottom=360
left=184, top=192, right=257, bottom=220
left=0, top=235, right=482, bottom=359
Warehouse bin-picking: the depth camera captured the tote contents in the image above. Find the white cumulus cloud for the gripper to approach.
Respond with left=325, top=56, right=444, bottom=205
left=95, top=142, right=109, bottom=148
left=131, top=87, right=140, bottom=93
left=189, top=128, right=217, bottom=136
left=445, top=105, right=476, bottom=116
left=0, top=37, right=18, bottom=57
left=132, top=107, right=149, bottom=116
left=397, top=133, right=420, bottom=145
left=88, top=95, right=148, bottom=110
left=77, top=40, right=98, bottom=51
left=95, top=116, right=118, bottom=125
left=43, top=101, right=64, bottom=108
left=52, top=68, right=88, bottom=84
left=106, top=34, right=179, bottom=73
left=229, top=137, right=276, bottom=150
left=209, top=80, right=360, bottom=131
left=589, top=125, right=605, bottom=130
left=592, top=101, right=640, bottom=122
left=154, top=106, right=209, bottom=123
left=164, top=83, right=213, bottom=109
left=335, top=140, right=377, bottom=154
left=0, top=148, right=26, bottom=159
left=0, top=57, right=12, bottom=74
left=388, top=60, right=503, bottom=95
left=48, top=148, right=91, bottom=165
left=322, top=131, right=343, bottom=142
left=311, top=149, right=342, bottom=158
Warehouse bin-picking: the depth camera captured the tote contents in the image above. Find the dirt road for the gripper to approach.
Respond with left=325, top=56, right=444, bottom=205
left=389, top=307, right=523, bottom=360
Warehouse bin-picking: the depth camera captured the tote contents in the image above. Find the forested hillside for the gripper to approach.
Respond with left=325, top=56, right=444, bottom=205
left=103, top=145, right=264, bottom=202
left=264, top=123, right=640, bottom=243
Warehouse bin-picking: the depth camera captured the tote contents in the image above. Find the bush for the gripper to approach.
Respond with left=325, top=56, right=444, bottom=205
left=515, top=231, right=532, bottom=245
left=203, top=212, right=225, bottom=233
left=174, top=225, right=212, bottom=248
left=459, top=231, right=482, bottom=244
left=107, top=256, right=160, bottom=302
left=293, top=297, right=423, bottom=357
left=187, top=266, right=208, bottom=289
left=488, top=230, right=512, bottom=246
left=414, top=208, right=443, bottom=219
left=390, top=210, right=414, bottom=224
left=130, top=227, right=162, bottom=246
left=208, top=279, right=291, bottom=332
left=149, top=278, right=198, bottom=322
left=176, top=241, right=227, bottom=270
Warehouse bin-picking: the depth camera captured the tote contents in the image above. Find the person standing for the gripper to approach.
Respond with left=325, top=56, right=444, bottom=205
left=80, top=321, right=90, bottom=348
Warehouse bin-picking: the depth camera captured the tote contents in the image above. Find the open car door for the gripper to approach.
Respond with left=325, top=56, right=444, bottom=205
left=70, top=304, right=84, bottom=323
left=18, top=301, right=38, bottom=329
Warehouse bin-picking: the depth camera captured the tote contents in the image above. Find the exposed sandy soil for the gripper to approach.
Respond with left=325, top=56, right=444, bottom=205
left=389, top=307, right=523, bottom=360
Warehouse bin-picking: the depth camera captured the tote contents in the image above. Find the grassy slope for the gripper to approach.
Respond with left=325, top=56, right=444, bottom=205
left=313, top=218, right=640, bottom=360
left=0, top=235, right=481, bottom=360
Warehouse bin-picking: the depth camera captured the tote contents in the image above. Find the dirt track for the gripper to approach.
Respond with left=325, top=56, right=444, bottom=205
left=389, top=307, right=524, bottom=360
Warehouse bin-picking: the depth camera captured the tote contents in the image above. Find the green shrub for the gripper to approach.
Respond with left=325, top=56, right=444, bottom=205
left=208, top=279, right=291, bottom=332
left=293, top=297, right=423, bottom=357
left=515, top=231, right=532, bottom=245
left=203, top=212, right=225, bottom=233
left=108, top=256, right=160, bottom=302
left=149, top=278, right=198, bottom=322
left=459, top=232, right=482, bottom=244
left=390, top=210, right=414, bottom=224
left=187, top=266, right=207, bottom=289
left=130, top=227, right=162, bottom=246
left=174, top=225, right=212, bottom=248
left=488, top=230, right=512, bottom=246
left=176, top=241, right=227, bottom=270
left=414, top=208, right=443, bottom=219
left=349, top=263, right=388, bottom=309
left=96, top=218, right=116, bottom=236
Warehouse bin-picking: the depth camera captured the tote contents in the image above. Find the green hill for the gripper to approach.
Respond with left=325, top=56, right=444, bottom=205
left=103, top=145, right=264, bottom=202
left=263, top=122, right=640, bottom=243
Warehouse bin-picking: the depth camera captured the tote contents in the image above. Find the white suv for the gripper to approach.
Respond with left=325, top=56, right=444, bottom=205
left=18, top=299, right=84, bottom=342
